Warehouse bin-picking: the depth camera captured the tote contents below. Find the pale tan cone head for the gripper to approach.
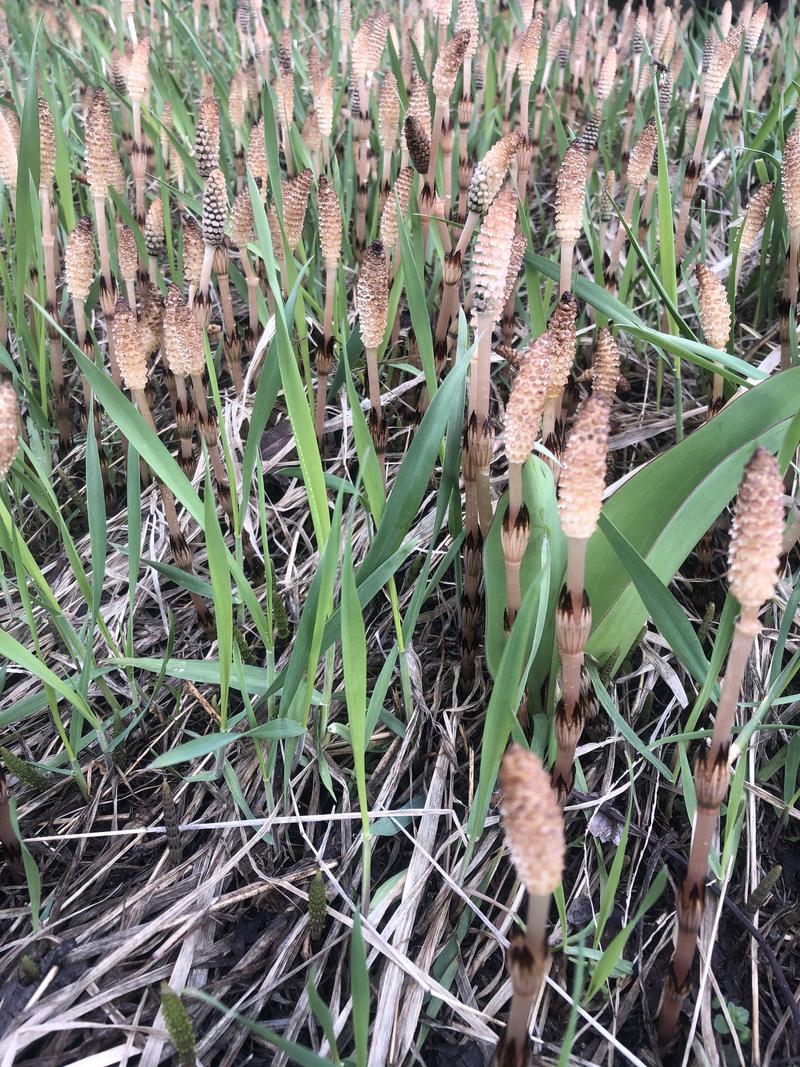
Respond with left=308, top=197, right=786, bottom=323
left=745, top=3, right=768, bottom=54
left=367, top=14, right=389, bottom=73
left=307, top=43, right=323, bottom=92
left=202, top=169, right=228, bottom=247
left=558, top=394, right=611, bottom=540
left=499, top=745, right=565, bottom=897
left=65, top=217, right=95, bottom=301
left=127, top=37, right=151, bottom=104
left=319, top=175, right=343, bottom=270
left=162, top=284, right=182, bottom=373
left=230, top=188, right=255, bottom=249
left=351, top=23, right=372, bottom=82
left=38, top=98, right=56, bottom=187
left=283, top=169, right=312, bottom=251
left=195, top=95, right=221, bottom=179
left=175, top=301, right=207, bottom=377
left=0, top=383, right=19, bottom=481
left=433, top=30, right=471, bottom=101
left=467, top=132, right=521, bottom=216
left=0, top=110, right=17, bottom=192
left=754, top=62, right=771, bottom=109
left=116, top=224, right=138, bottom=283
left=518, top=12, right=544, bottom=84
left=728, top=446, right=783, bottom=613
left=434, top=0, right=451, bottom=25
left=183, top=218, right=204, bottom=288
left=276, top=69, right=295, bottom=128
left=85, top=88, right=115, bottom=198
left=246, top=118, right=268, bottom=190
left=456, top=0, right=479, bottom=60
left=596, top=46, right=617, bottom=103
left=592, top=327, right=620, bottom=400
left=505, top=333, right=552, bottom=465
left=379, top=72, right=400, bottom=153
left=739, top=181, right=774, bottom=256
left=139, top=282, right=163, bottom=358
left=145, top=198, right=165, bottom=257
left=472, top=184, right=518, bottom=324
left=505, top=33, right=521, bottom=86
left=545, top=292, right=578, bottom=400
left=229, top=70, right=247, bottom=131
left=357, top=240, right=389, bottom=349
left=302, top=108, right=322, bottom=155
left=781, top=129, right=800, bottom=229
left=502, top=233, right=528, bottom=307
left=626, top=118, right=658, bottom=188
left=379, top=167, right=413, bottom=251
left=695, top=264, right=731, bottom=350
left=408, top=76, right=432, bottom=141
left=555, top=142, right=588, bottom=244
left=705, top=24, right=744, bottom=98
left=303, top=112, right=323, bottom=155
left=113, top=300, right=148, bottom=392
left=314, top=76, right=334, bottom=139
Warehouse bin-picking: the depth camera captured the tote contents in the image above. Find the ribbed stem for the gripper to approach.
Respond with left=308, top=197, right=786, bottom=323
left=559, top=240, right=575, bottom=297
left=132, top=386, right=212, bottom=632
left=657, top=611, right=760, bottom=1047
left=519, top=81, right=532, bottom=138
left=609, top=187, right=637, bottom=277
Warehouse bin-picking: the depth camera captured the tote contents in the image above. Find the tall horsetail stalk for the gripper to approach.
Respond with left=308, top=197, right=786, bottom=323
left=517, top=14, right=543, bottom=142
left=38, top=98, right=69, bottom=451
left=695, top=264, right=732, bottom=413
left=502, top=336, right=550, bottom=623
left=64, top=217, right=99, bottom=439
left=734, top=181, right=773, bottom=292
left=738, top=4, right=768, bottom=116
left=429, top=30, right=470, bottom=196
left=675, top=25, right=743, bottom=264
left=554, top=141, right=588, bottom=297
left=112, top=301, right=213, bottom=634
left=657, top=448, right=783, bottom=1047
left=126, top=36, right=151, bottom=226
left=459, top=185, right=516, bottom=686
left=608, top=119, right=657, bottom=282
left=494, top=746, right=564, bottom=1065
left=85, top=88, right=121, bottom=387
left=469, top=184, right=517, bottom=536
left=230, top=187, right=259, bottom=359
left=316, top=176, right=343, bottom=444
left=780, top=128, right=800, bottom=372
left=357, top=241, right=390, bottom=481
left=551, top=395, right=610, bottom=801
